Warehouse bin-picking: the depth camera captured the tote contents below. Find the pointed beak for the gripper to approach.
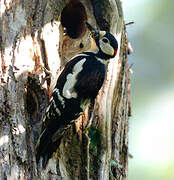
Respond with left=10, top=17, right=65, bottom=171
left=86, top=22, right=99, bottom=41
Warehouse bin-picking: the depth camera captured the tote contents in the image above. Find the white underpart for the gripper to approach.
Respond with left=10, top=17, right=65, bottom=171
left=63, top=59, right=86, bottom=99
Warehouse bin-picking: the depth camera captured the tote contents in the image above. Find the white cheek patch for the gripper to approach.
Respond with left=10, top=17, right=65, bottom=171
left=63, top=59, right=86, bottom=99
left=99, top=39, right=114, bottom=56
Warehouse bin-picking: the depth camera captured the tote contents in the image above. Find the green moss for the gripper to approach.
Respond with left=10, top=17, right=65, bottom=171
left=88, top=126, right=101, bottom=148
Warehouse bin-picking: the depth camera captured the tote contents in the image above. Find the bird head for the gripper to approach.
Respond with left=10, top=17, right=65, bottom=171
left=86, top=22, right=118, bottom=59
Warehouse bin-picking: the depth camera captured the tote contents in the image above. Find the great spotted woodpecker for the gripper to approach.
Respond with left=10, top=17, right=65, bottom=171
left=36, top=22, right=118, bottom=168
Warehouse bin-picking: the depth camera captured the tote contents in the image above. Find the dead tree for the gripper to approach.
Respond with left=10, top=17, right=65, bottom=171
left=0, top=0, right=130, bottom=179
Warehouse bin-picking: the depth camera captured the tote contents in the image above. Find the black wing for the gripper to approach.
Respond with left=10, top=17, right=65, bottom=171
left=74, top=58, right=105, bottom=99
left=35, top=55, right=89, bottom=167
left=35, top=53, right=106, bottom=168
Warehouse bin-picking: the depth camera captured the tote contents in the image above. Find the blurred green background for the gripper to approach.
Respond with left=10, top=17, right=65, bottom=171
left=122, top=0, right=174, bottom=179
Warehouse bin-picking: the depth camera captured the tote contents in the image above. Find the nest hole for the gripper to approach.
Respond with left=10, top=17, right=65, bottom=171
left=26, top=87, right=38, bottom=122
left=25, top=76, right=48, bottom=124
left=61, top=1, right=87, bottom=39
left=25, top=76, right=49, bottom=145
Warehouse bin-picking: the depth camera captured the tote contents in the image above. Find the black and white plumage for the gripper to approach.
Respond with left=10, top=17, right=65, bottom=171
left=35, top=22, right=118, bottom=168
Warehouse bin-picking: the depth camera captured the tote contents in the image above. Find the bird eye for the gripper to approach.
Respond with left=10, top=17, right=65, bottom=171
left=102, top=38, right=109, bottom=43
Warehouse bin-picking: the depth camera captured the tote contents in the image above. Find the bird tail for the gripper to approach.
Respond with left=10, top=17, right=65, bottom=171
left=35, top=129, right=63, bottom=169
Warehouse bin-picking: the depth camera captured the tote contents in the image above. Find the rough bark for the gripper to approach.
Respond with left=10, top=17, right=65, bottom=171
left=0, top=0, right=130, bottom=180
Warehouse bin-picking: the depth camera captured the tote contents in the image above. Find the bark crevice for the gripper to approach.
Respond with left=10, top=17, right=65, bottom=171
left=0, top=0, right=130, bottom=180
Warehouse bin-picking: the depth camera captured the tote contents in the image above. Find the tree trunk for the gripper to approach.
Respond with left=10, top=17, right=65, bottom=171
left=0, top=0, right=130, bottom=180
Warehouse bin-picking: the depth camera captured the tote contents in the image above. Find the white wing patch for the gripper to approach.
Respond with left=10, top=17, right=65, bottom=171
left=53, top=88, right=65, bottom=108
left=52, top=99, right=61, bottom=116
left=45, top=98, right=61, bottom=119
left=63, top=58, right=86, bottom=99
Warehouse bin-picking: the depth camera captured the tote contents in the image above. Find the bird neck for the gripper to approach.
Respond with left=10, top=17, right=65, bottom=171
left=95, top=49, right=111, bottom=60
left=82, top=51, right=108, bottom=65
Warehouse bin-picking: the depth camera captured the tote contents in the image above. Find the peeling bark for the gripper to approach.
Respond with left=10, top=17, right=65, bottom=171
left=0, top=0, right=130, bottom=179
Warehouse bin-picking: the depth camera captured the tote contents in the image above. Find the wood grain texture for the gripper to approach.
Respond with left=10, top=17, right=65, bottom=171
left=0, top=0, right=130, bottom=179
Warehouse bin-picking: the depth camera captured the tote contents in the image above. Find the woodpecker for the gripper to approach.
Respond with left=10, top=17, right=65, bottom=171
left=36, top=22, right=118, bottom=168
